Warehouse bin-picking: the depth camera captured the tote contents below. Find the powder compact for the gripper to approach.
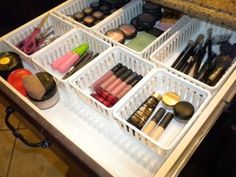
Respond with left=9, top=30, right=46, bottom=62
left=174, top=101, right=194, bottom=122
left=105, top=29, right=126, bottom=44
left=83, top=7, right=93, bottom=15
left=0, top=52, right=23, bottom=80
left=136, top=13, right=156, bottom=30
left=162, top=91, right=180, bottom=110
left=92, top=11, right=104, bottom=20
left=142, top=2, right=162, bottom=21
left=83, top=16, right=95, bottom=27
left=90, top=2, right=100, bottom=11
left=73, top=12, right=85, bottom=22
left=118, top=24, right=137, bottom=39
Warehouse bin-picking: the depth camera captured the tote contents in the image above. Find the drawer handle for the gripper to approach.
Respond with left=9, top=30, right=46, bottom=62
left=5, top=106, right=51, bottom=148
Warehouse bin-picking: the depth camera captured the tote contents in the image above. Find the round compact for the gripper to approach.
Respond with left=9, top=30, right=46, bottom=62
left=105, top=29, right=126, bottom=44
left=145, top=28, right=164, bottom=37
left=0, top=52, right=23, bottom=80
left=99, top=5, right=110, bottom=15
left=83, top=16, right=95, bottom=27
left=162, top=91, right=180, bottom=110
left=28, top=72, right=60, bottom=110
left=90, top=2, right=100, bottom=11
left=118, top=24, right=137, bottom=39
left=143, top=2, right=162, bottom=20
left=83, top=7, right=93, bottom=15
left=131, top=17, right=144, bottom=31
left=73, top=12, right=85, bottom=22
left=174, top=101, right=194, bottom=122
left=136, top=13, right=156, bottom=30
left=92, top=11, right=104, bottom=20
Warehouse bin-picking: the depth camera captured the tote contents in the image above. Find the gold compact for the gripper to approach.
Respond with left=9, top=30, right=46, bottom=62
left=162, top=91, right=180, bottom=110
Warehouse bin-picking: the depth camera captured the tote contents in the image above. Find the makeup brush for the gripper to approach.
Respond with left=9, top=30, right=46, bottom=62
left=205, top=55, right=233, bottom=86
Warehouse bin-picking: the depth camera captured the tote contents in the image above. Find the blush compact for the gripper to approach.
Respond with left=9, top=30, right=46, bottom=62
left=105, top=29, right=126, bottom=44
left=118, top=24, right=137, bottom=39
left=83, top=7, right=93, bottom=15
left=136, top=13, right=156, bottom=30
left=143, top=2, right=162, bottom=21
left=174, top=101, right=194, bottom=122
left=92, top=11, right=104, bottom=20
left=83, top=16, right=95, bottom=27
left=73, top=12, right=85, bottom=22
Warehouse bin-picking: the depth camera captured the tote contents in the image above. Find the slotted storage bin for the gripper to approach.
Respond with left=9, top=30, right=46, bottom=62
left=32, top=29, right=111, bottom=84
left=94, top=0, right=191, bottom=59
left=53, top=0, right=132, bottom=31
left=150, top=18, right=236, bottom=94
left=69, top=46, right=156, bottom=117
left=3, top=13, right=75, bottom=60
left=113, top=68, right=211, bottom=157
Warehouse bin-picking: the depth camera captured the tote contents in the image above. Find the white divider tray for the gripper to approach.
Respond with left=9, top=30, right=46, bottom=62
left=69, top=46, right=156, bottom=118
left=53, top=0, right=131, bottom=31
left=32, top=28, right=111, bottom=85
left=3, top=13, right=75, bottom=60
left=113, top=68, right=211, bottom=157
left=94, top=0, right=191, bottom=59
left=150, top=18, right=236, bottom=94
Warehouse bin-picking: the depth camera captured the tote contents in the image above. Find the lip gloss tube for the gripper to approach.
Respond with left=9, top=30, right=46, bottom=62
left=105, top=74, right=142, bottom=105
left=96, top=66, right=128, bottom=92
left=150, top=112, right=174, bottom=141
left=105, top=69, right=133, bottom=93
left=91, top=93, right=113, bottom=107
left=91, top=63, right=123, bottom=89
left=142, top=107, right=166, bottom=135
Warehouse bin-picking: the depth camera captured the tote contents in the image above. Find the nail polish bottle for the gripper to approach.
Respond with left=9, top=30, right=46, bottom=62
left=127, top=92, right=162, bottom=129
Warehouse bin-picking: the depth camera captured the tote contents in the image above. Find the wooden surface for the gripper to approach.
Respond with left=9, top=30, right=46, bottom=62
left=150, top=0, right=236, bottom=29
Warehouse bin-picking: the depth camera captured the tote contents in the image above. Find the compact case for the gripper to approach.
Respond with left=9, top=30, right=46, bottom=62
left=150, top=18, right=236, bottom=94
left=113, top=68, right=211, bottom=157
left=69, top=46, right=156, bottom=117
left=94, top=0, right=191, bottom=59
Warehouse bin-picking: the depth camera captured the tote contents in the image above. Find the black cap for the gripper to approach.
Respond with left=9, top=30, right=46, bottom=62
left=174, top=101, right=194, bottom=121
left=111, top=63, right=123, bottom=73
left=90, top=2, right=100, bottom=11
left=124, top=72, right=138, bottom=83
left=159, top=112, right=174, bottom=129
left=152, top=107, right=166, bottom=123
left=119, top=69, right=133, bottom=81
left=129, top=75, right=143, bottom=86
left=114, top=66, right=128, bottom=77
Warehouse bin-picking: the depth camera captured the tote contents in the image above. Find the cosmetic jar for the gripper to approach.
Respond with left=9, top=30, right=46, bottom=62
left=99, top=5, right=110, bottom=15
left=90, top=2, right=100, bottom=11
left=136, top=13, right=156, bottom=30
left=73, top=12, right=85, bottom=22
left=105, top=29, right=126, bottom=44
left=162, top=91, right=180, bottom=110
left=92, top=11, right=104, bottom=20
left=143, top=2, right=162, bottom=21
left=174, top=101, right=194, bottom=123
left=83, top=7, right=93, bottom=15
left=83, top=16, right=95, bottom=27
left=118, top=24, right=137, bottom=39
left=0, top=52, right=23, bottom=80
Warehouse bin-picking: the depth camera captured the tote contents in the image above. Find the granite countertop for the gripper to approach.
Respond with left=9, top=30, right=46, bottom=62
left=150, top=0, right=236, bottom=29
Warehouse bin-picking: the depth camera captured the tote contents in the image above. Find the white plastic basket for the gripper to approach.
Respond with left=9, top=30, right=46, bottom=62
left=69, top=46, right=156, bottom=118
left=3, top=13, right=75, bottom=60
left=32, top=29, right=111, bottom=85
left=150, top=18, right=236, bottom=94
left=53, top=0, right=132, bottom=32
left=94, top=0, right=191, bottom=59
left=113, top=68, right=211, bottom=157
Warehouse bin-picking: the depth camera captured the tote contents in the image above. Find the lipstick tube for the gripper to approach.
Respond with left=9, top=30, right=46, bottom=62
left=142, top=107, right=166, bottom=135
left=91, top=63, right=123, bottom=89
left=150, top=112, right=174, bottom=140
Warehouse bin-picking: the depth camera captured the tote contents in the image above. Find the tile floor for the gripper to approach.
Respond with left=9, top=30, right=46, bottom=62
left=0, top=94, right=68, bottom=177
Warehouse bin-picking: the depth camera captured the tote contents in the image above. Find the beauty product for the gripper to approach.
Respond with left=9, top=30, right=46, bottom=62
left=151, top=112, right=174, bottom=140
left=73, top=12, right=85, bottom=22
left=90, top=2, right=101, bottom=11
left=174, top=101, right=194, bottom=122
left=7, top=68, right=32, bottom=96
left=145, top=28, right=164, bottom=37
left=26, top=72, right=60, bottom=109
left=219, top=42, right=233, bottom=56
left=0, top=52, right=23, bottom=80
left=92, top=11, right=104, bottom=20
left=91, top=63, right=123, bottom=89
left=105, top=29, right=126, bottom=44
left=162, top=91, right=180, bottom=110
left=57, top=44, right=89, bottom=73
left=127, top=92, right=162, bottom=129
left=142, top=107, right=166, bottom=135
left=205, top=55, right=232, bottom=86
left=126, top=32, right=156, bottom=52
left=142, top=2, right=162, bottom=20
left=99, top=5, right=110, bottom=15
left=104, top=69, right=133, bottom=93
left=118, top=24, right=137, bottom=39
left=91, top=93, right=113, bottom=107
left=83, top=16, right=95, bottom=27
left=83, top=7, right=93, bottom=15
left=136, top=13, right=156, bottom=30
left=51, top=44, right=89, bottom=72
left=131, top=17, right=144, bottom=31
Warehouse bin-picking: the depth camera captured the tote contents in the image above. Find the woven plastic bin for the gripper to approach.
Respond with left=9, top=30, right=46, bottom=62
left=113, top=68, right=211, bottom=158
left=150, top=18, right=236, bottom=94
left=69, top=46, right=156, bottom=118
left=94, top=0, right=191, bottom=59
